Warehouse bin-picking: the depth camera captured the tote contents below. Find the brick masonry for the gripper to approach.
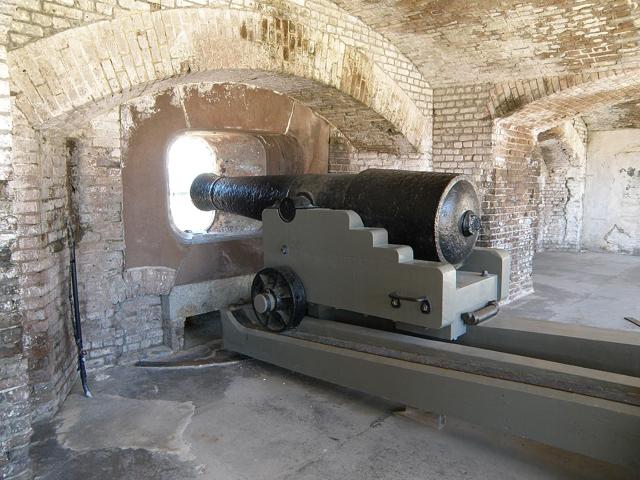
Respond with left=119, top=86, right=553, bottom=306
left=2, top=2, right=640, bottom=479
left=584, top=98, right=640, bottom=130
left=537, top=120, right=587, bottom=252
left=1, top=2, right=32, bottom=478
left=328, top=0, right=640, bottom=85
left=2, top=9, right=434, bottom=475
left=68, top=109, right=167, bottom=369
left=432, top=84, right=539, bottom=296
left=432, top=71, right=640, bottom=297
left=10, top=105, right=76, bottom=421
left=7, top=5, right=432, bottom=154
left=6, top=0, right=432, bottom=113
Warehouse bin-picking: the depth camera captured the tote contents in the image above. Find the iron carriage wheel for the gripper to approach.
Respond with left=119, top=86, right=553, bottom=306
left=250, top=266, right=306, bottom=332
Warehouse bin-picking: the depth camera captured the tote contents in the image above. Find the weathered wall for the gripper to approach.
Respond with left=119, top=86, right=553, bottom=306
left=537, top=120, right=587, bottom=251
left=67, top=108, right=173, bottom=370
left=7, top=0, right=432, bottom=114
left=11, top=105, right=76, bottom=423
left=2, top=4, right=431, bottom=469
left=431, top=84, right=538, bottom=298
left=64, top=82, right=331, bottom=368
left=584, top=99, right=640, bottom=131
left=2, top=2, right=640, bottom=478
left=328, top=130, right=426, bottom=173
left=476, top=72, right=640, bottom=298
left=121, top=83, right=328, bottom=282
left=2, top=101, right=77, bottom=480
left=328, top=0, right=640, bottom=85
left=1, top=2, right=32, bottom=478
left=583, top=129, right=640, bottom=255
left=8, top=7, right=432, bottom=156
left=432, top=84, right=494, bottom=198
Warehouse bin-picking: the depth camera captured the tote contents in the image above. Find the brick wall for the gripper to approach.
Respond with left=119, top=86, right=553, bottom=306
left=2, top=2, right=640, bottom=477
left=12, top=80, right=423, bottom=383
left=0, top=0, right=31, bottom=479
left=479, top=73, right=640, bottom=298
left=69, top=109, right=167, bottom=369
left=486, top=122, right=539, bottom=298
left=584, top=99, right=640, bottom=130
left=1, top=2, right=33, bottom=478
left=11, top=106, right=76, bottom=422
left=1, top=13, right=432, bottom=475
left=432, top=82, right=546, bottom=299
left=537, top=120, right=587, bottom=251
left=432, top=84, right=494, bottom=196
left=432, top=85, right=540, bottom=299
left=329, top=130, right=427, bottom=173
left=5, top=104, right=172, bottom=480
left=429, top=83, right=598, bottom=299
left=493, top=71, right=640, bottom=132
left=2, top=11, right=433, bottom=444
left=3, top=102, right=74, bottom=480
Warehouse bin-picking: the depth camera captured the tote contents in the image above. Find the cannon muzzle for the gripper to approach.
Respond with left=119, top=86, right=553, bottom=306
left=191, top=169, right=481, bottom=265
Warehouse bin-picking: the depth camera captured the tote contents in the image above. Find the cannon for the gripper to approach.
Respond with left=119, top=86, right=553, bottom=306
left=191, top=169, right=482, bottom=265
left=191, top=169, right=509, bottom=340
left=189, top=170, right=640, bottom=471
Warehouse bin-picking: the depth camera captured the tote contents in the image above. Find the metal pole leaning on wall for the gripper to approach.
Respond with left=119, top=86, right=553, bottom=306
left=68, top=236, right=92, bottom=398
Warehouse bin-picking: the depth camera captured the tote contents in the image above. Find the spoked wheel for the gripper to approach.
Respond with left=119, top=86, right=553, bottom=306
left=251, top=267, right=306, bottom=332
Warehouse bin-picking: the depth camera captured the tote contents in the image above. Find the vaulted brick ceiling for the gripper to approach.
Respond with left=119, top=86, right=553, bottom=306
left=332, top=0, right=640, bottom=85
left=583, top=99, right=640, bottom=130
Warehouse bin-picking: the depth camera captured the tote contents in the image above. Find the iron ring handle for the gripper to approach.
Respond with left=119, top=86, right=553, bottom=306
left=389, top=292, right=431, bottom=314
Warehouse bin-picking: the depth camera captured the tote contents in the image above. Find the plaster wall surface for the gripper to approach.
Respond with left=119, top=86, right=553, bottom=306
left=583, top=129, right=640, bottom=255
left=121, top=83, right=328, bottom=281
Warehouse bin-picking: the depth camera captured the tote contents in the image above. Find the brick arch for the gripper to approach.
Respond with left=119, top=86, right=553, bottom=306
left=8, top=8, right=430, bottom=155
left=488, top=71, right=640, bottom=128
left=484, top=70, right=640, bottom=298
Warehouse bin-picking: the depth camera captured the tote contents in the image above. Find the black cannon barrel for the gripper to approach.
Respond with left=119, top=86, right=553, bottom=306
left=191, top=169, right=481, bottom=264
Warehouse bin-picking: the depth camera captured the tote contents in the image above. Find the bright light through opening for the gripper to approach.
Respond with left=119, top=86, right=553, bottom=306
left=167, top=135, right=217, bottom=233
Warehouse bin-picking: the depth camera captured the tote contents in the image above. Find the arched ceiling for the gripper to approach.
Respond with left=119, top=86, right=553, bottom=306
left=583, top=98, right=640, bottom=130
left=8, top=8, right=429, bottom=154
left=330, top=0, right=640, bottom=85
left=496, top=71, right=640, bottom=133
left=10, top=0, right=640, bottom=89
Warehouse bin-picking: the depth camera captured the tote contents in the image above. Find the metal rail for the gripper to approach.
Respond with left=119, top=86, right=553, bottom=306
left=461, top=316, right=640, bottom=377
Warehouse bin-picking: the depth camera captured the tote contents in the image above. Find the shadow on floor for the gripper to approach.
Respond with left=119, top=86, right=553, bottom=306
left=31, top=359, right=635, bottom=480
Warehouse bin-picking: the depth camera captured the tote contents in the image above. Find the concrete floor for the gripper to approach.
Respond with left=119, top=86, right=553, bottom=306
left=504, top=251, right=640, bottom=331
left=31, top=251, right=639, bottom=480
